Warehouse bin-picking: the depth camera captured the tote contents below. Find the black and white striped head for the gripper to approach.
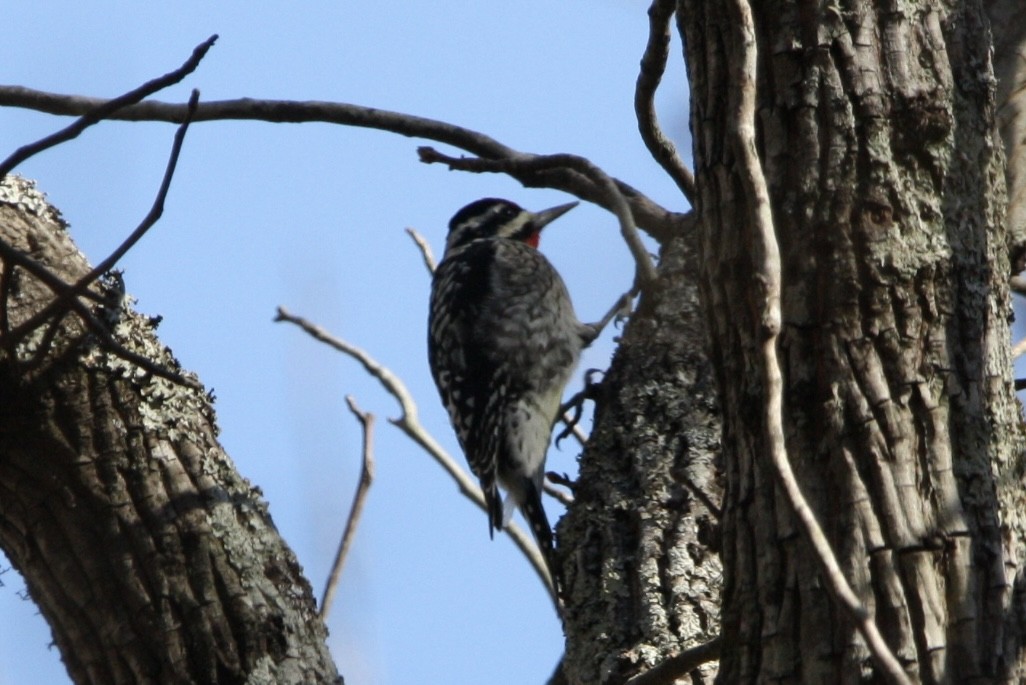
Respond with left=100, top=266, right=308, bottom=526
left=444, top=198, right=578, bottom=256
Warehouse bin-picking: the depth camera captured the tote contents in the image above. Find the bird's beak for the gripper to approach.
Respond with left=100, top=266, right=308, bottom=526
left=531, top=201, right=579, bottom=230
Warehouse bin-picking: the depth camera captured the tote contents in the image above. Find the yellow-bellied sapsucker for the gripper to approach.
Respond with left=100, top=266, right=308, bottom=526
left=428, top=198, right=594, bottom=595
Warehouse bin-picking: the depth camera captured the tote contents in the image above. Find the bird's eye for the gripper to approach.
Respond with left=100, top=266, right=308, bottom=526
left=500, top=205, right=517, bottom=218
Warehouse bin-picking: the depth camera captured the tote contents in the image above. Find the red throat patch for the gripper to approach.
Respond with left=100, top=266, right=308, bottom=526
left=525, top=232, right=541, bottom=248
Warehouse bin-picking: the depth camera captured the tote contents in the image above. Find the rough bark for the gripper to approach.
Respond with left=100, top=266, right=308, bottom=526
left=987, top=0, right=1026, bottom=261
left=560, top=214, right=723, bottom=685
left=680, top=0, right=1026, bottom=682
left=0, top=175, right=340, bottom=684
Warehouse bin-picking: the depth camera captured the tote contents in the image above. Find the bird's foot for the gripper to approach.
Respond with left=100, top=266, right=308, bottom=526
left=555, top=369, right=604, bottom=448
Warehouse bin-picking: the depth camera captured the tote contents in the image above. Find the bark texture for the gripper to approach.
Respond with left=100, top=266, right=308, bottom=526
left=988, top=0, right=1026, bottom=260
left=680, top=0, right=1026, bottom=682
left=560, top=215, right=723, bottom=685
left=0, top=175, right=340, bottom=684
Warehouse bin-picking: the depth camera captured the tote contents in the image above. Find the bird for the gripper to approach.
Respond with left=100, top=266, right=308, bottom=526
left=427, top=197, right=595, bottom=597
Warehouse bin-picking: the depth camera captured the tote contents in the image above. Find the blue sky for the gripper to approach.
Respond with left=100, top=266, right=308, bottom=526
left=0, top=2, right=692, bottom=683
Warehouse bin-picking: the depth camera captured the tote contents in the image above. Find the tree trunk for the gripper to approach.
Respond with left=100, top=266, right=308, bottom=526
left=988, top=0, right=1026, bottom=256
left=0, top=175, right=340, bottom=684
left=560, top=214, right=723, bottom=684
left=680, top=0, right=1026, bottom=682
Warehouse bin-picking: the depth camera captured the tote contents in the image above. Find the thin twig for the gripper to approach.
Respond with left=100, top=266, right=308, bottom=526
left=559, top=409, right=590, bottom=447
left=274, top=306, right=559, bottom=607
left=635, top=0, right=696, bottom=203
left=623, top=637, right=722, bottom=685
left=1013, top=337, right=1026, bottom=360
left=673, top=466, right=722, bottom=522
left=1012, top=274, right=1026, bottom=297
left=3, top=90, right=201, bottom=351
left=0, top=237, right=107, bottom=306
left=405, top=227, right=437, bottom=273
left=0, top=36, right=216, bottom=178
left=0, top=85, right=685, bottom=242
left=417, top=147, right=658, bottom=289
left=542, top=480, right=574, bottom=507
left=320, top=396, right=376, bottom=621
left=8, top=276, right=202, bottom=390
left=727, top=1, right=910, bottom=683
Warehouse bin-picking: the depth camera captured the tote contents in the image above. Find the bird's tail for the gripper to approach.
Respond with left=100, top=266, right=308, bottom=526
left=520, top=480, right=564, bottom=602
left=483, top=481, right=504, bottom=540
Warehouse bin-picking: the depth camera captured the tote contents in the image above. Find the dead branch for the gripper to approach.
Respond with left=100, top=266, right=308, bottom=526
left=320, top=396, right=376, bottom=621
left=405, top=227, right=437, bottom=273
left=274, top=306, right=559, bottom=607
left=0, top=36, right=216, bottom=179
left=4, top=90, right=200, bottom=350
left=0, top=91, right=203, bottom=390
left=1011, top=274, right=1026, bottom=296
left=636, top=0, right=695, bottom=203
left=0, top=84, right=685, bottom=243
left=623, top=637, right=722, bottom=685
left=417, top=146, right=658, bottom=289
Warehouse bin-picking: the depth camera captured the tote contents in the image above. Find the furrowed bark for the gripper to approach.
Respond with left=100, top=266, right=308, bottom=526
left=0, top=176, right=340, bottom=684
left=560, top=214, right=723, bottom=685
left=680, top=1, right=1026, bottom=681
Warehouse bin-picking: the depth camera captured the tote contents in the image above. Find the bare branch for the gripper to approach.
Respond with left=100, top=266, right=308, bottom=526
left=623, top=637, right=722, bottom=685
left=542, top=479, right=574, bottom=508
left=320, top=396, right=376, bottom=621
left=558, top=409, right=589, bottom=448
left=405, top=227, right=437, bottom=273
left=0, top=85, right=687, bottom=242
left=0, top=36, right=216, bottom=178
left=274, top=306, right=559, bottom=606
left=1011, top=274, right=1026, bottom=296
left=418, top=147, right=658, bottom=289
left=3, top=90, right=201, bottom=353
left=727, top=1, right=910, bottom=682
left=636, top=0, right=696, bottom=203
left=1012, top=337, right=1026, bottom=360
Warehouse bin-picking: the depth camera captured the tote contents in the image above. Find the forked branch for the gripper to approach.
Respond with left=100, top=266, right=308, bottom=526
left=320, top=396, right=376, bottom=621
left=417, top=147, right=658, bottom=290
left=0, top=36, right=216, bottom=179
left=0, top=84, right=684, bottom=242
left=0, top=88, right=204, bottom=390
left=274, top=306, right=559, bottom=607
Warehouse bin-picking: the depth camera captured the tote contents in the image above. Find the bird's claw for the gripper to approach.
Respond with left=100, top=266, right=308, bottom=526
left=555, top=369, right=604, bottom=448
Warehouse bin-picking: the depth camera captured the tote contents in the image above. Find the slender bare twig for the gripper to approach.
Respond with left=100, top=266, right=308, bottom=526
left=417, top=147, right=658, bottom=289
left=1012, top=337, right=1026, bottom=359
left=623, top=637, right=722, bottom=685
left=405, top=227, right=437, bottom=273
left=0, top=85, right=684, bottom=242
left=320, top=396, right=376, bottom=621
left=274, top=306, right=559, bottom=607
left=636, top=0, right=696, bottom=204
left=674, top=473, right=722, bottom=521
left=542, top=480, right=574, bottom=507
left=559, top=409, right=589, bottom=447
left=1011, top=274, right=1026, bottom=296
left=727, top=1, right=910, bottom=682
left=0, top=237, right=106, bottom=307
left=0, top=238, right=201, bottom=389
left=3, top=90, right=201, bottom=351
left=0, top=36, right=216, bottom=179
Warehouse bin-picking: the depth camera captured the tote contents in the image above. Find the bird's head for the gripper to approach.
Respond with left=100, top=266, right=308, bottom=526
left=444, top=198, right=578, bottom=255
